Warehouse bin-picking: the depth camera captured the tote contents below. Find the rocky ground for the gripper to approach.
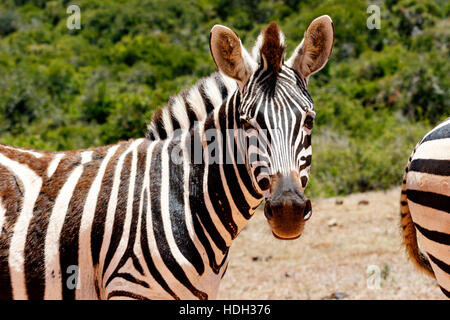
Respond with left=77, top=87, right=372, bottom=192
left=217, top=188, right=444, bottom=300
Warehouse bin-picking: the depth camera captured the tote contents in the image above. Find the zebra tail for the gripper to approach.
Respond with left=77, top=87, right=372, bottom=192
left=400, top=152, right=434, bottom=278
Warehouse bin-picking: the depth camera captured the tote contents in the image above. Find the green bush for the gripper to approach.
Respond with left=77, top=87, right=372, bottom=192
left=0, top=0, right=448, bottom=198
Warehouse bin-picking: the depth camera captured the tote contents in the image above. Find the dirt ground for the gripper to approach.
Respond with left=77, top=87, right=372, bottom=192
left=217, top=188, right=445, bottom=300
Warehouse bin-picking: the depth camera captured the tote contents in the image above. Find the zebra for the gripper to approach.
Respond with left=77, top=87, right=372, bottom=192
left=401, top=118, right=450, bottom=298
left=0, top=16, right=334, bottom=300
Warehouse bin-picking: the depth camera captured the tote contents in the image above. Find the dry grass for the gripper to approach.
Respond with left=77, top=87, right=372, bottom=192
left=217, top=188, right=444, bottom=300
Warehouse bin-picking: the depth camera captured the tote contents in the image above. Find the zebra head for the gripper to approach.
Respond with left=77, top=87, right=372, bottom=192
left=210, top=16, right=334, bottom=240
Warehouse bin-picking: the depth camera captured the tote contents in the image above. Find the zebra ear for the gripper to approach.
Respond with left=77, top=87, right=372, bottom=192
left=286, top=15, right=334, bottom=84
left=210, top=25, right=255, bottom=88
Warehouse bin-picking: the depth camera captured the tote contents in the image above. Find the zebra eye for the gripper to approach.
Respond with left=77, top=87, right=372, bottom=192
left=258, top=178, right=270, bottom=190
left=304, top=114, right=315, bottom=130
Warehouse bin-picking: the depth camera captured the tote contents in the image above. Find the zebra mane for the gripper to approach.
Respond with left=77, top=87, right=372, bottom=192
left=252, top=22, right=286, bottom=74
left=145, top=72, right=237, bottom=140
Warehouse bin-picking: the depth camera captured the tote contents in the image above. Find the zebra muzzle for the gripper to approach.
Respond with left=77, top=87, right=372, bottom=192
left=264, top=172, right=312, bottom=240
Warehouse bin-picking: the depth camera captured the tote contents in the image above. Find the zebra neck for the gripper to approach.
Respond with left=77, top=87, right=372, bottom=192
left=186, top=91, right=263, bottom=267
left=146, top=72, right=237, bottom=140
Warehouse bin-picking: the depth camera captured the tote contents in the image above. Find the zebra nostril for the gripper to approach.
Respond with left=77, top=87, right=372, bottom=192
left=304, top=199, right=312, bottom=220
left=264, top=204, right=273, bottom=219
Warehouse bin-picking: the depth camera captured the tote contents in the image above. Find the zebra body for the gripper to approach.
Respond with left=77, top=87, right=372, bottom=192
left=0, top=17, right=334, bottom=299
left=401, top=118, right=450, bottom=298
left=0, top=135, right=244, bottom=300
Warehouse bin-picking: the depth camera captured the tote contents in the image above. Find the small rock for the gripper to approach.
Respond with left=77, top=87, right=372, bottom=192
left=321, top=292, right=348, bottom=300
left=327, top=218, right=338, bottom=227
left=314, top=242, right=331, bottom=249
left=284, top=271, right=293, bottom=278
left=335, top=199, right=344, bottom=205
left=332, top=292, right=348, bottom=299
left=358, top=200, right=369, bottom=205
left=265, top=256, right=272, bottom=262
left=251, top=256, right=260, bottom=262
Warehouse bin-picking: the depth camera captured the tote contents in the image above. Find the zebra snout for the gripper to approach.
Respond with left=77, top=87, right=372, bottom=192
left=264, top=171, right=312, bottom=240
left=264, top=196, right=312, bottom=240
left=265, top=196, right=312, bottom=220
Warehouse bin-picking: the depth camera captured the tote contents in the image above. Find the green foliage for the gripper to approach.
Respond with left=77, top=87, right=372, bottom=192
left=0, top=9, right=19, bottom=36
left=0, top=0, right=448, bottom=198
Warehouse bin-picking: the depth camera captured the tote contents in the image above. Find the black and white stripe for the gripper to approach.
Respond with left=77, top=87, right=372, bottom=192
left=401, top=117, right=450, bottom=298
left=146, top=72, right=237, bottom=140
left=239, top=65, right=314, bottom=194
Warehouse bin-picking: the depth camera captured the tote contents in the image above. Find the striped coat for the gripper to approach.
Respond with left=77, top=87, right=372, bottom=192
left=401, top=118, right=450, bottom=298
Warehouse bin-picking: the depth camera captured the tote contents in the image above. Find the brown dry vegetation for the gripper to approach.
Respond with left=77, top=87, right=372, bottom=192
left=217, top=188, right=444, bottom=300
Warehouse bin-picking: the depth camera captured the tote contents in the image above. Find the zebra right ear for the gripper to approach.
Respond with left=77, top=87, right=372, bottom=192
left=210, top=25, right=256, bottom=89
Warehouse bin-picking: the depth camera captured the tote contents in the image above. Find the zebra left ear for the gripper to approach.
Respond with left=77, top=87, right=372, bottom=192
left=286, top=15, right=334, bottom=85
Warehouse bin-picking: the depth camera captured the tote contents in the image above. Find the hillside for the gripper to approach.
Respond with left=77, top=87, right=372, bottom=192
left=0, top=0, right=449, bottom=198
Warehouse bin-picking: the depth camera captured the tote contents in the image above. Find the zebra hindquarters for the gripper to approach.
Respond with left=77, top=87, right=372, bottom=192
left=404, top=137, right=450, bottom=298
